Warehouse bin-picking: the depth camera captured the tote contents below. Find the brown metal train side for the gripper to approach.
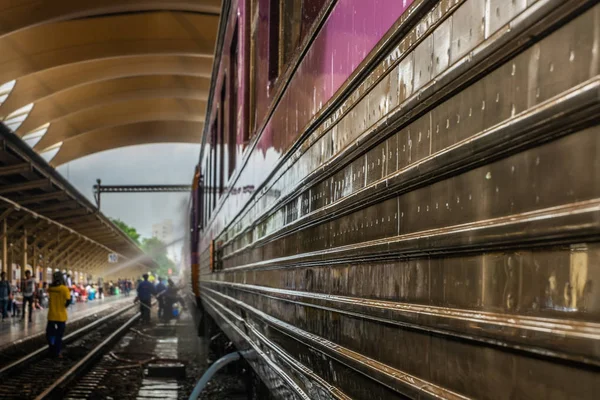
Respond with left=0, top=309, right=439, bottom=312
left=195, top=0, right=600, bottom=398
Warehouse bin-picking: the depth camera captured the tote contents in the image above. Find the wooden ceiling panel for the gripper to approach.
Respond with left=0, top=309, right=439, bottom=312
left=17, top=75, right=210, bottom=135
left=0, top=0, right=221, bottom=37
left=0, top=12, right=218, bottom=84
left=34, top=98, right=207, bottom=151
left=51, top=120, right=204, bottom=166
left=0, top=56, right=212, bottom=118
left=0, top=0, right=220, bottom=166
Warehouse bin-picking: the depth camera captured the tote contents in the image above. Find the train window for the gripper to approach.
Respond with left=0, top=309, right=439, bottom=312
left=300, top=0, right=328, bottom=39
left=229, top=22, right=239, bottom=174
left=218, top=81, right=226, bottom=196
left=249, top=0, right=259, bottom=135
left=204, top=157, right=210, bottom=226
left=268, top=0, right=280, bottom=82
left=249, top=0, right=327, bottom=137
left=211, top=123, right=217, bottom=212
left=279, top=0, right=302, bottom=69
left=281, top=0, right=328, bottom=76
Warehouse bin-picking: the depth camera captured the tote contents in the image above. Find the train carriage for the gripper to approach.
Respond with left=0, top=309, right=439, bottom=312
left=188, top=0, right=600, bottom=398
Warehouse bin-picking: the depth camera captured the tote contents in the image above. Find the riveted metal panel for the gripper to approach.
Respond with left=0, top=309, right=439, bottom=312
left=366, top=141, right=387, bottom=185
left=450, top=0, right=485, bottom=63
left=203, top=3, right=600, bottom=399
left=433, top=16, right=452, bottom=76
left=486, top=0, right=528, bottom=38
left=413, top=34, right=433, bottom=91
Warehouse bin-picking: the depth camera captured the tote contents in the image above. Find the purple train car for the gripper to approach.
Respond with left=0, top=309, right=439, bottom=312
left=188, top=0, right=600, bottom=398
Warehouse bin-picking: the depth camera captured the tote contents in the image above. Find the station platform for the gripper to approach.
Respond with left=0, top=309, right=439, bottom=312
left=0, top=295, right=134, bottom=350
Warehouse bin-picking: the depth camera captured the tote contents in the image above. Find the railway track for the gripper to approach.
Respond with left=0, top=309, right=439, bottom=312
left=0, top=304, right=140, bottom=400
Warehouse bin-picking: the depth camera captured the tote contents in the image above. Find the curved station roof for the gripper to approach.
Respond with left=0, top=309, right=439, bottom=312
left=0, top=0, right=220, bottom=166
left=0, top=1, right=221, bottom=277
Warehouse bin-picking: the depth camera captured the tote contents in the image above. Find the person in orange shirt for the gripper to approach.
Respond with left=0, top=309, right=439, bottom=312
left=46, top=271, right=71, bottom=358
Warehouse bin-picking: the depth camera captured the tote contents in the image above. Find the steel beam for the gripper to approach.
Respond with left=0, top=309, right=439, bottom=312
left=94, top=184, right=192, bottom=193
left=71, top=225, right=108, bottom=235
left=76, top=247, right=104, bottom=270
left=49, top=235, right=77, bottom=255
left=70, top=247, right=93, bottom=268
left=31, top=225, right=58, bottom=247
left=53, top=238, right=83, bottom=262
left=1, top=220, right=6, bottom=273
left=58, top=215, right=98, bottom=227
left=21, top=228, right=27, bottom=279
left=0, top=208, right=14, bottom=223
left=45, top=208, right=91, bottom=220
left=92, top=183, right=192, bottom=210
left=0, top=163, right=31, bottom=177
left=41, top=233, right=61, bottom=253
left=0, top=215, right=31, bottom=241
left=0, top=179, right=51, bottom=194
left=7, top=243, right=13, bottom=284
left=12, top=191, right=67, bottom=205
left=86, top=233, right=119, bottom=241
left=33, top=200, right=79, bottom=213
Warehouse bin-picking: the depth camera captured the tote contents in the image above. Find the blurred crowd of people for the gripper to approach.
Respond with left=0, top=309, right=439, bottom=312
left=134, top=274, right=185, bottom=324
left=0, top=269, right=139, bottom=324
left=0, top=270, right=46, bottom=322
left=1, top=270, right=180, bottom=358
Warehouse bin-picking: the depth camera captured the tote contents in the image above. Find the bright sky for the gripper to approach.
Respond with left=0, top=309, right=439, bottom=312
left=56, top=143, right=200, bottom=260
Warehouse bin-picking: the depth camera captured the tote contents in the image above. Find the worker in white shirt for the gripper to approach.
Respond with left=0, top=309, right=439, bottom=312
left=22, top=270, right=36, bottom=322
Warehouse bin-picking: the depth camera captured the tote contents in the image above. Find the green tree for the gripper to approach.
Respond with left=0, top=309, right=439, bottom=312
left=141, top=237, right=177, bottom=278
left=111, top=218, right=141, bottom=245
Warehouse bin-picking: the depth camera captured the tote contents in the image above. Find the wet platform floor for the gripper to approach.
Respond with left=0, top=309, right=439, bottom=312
left=0, top=295, right=133, bottom=349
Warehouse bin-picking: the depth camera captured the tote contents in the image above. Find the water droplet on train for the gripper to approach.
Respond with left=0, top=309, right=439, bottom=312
left=486, top=172, right=492, bottom=180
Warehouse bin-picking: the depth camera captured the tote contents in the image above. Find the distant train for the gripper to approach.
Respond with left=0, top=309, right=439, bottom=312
left=187, top=0, right=600, bottom=398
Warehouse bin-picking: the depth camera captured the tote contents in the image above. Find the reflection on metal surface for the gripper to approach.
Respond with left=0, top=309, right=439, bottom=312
left=196, top=0, right=600, bottom=398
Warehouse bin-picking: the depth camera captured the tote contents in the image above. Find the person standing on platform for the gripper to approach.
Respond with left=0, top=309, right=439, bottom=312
left=22, top=270, right=36, bottom=322
left=155, top=277, right=166, bottom=320
left=46, top=271, right=71, bottom=358
left=162, top=279, right=185, bottom=322
left=97, top=277, right=104, bottom=299
left=134, top=274, right=155, bottom=324
left=66, top=274, right=74, bottom=305
left=0, top=271, right=11, bottom=320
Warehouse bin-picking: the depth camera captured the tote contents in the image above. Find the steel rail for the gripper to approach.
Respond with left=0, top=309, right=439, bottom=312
left=0, top=303, right=136, bottom=377
left=34, top=312, right=141, bottom=400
